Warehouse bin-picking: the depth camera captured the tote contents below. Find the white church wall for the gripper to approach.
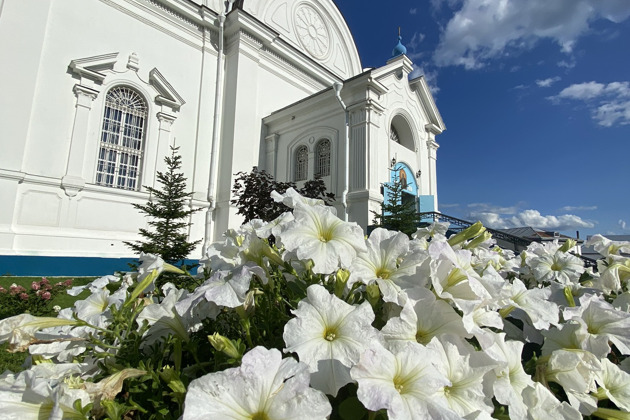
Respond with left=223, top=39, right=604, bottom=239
left=0, top=0, right=213, bottom=258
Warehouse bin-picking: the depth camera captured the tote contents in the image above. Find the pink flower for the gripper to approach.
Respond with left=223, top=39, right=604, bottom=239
left=19, top=292, right=29, bottom=300
left=41, top=291, right=52, bottom=300
left=31, top=281, right=41, bottom=291
left=64, top=279, right=73, bottom=287
left=41, top=277, right=49, bottom=285
left=0, top=286, right=6, bottom=294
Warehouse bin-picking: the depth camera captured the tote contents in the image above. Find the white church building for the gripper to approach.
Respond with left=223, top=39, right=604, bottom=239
left=0, top=0, right=444, bottom=272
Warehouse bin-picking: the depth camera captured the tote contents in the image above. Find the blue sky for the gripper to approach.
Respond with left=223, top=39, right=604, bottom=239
left=335, top=0, right=630, bottom=238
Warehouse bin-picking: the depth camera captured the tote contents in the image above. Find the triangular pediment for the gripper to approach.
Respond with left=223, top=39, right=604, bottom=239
left=69, top=53, right=119, bottom=83
left=149, top=68, right=185, bottom=111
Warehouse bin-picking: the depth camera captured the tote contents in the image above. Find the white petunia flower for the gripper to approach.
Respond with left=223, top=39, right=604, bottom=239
left=428, top=240, right=491, bottom=313
left=427, top=335, right=497, bottom=417
left=137, top=285, right=190, bottom=347
left=594, top=357, right=630, bottom=411
left=0, top=314, right=79, bottom=353
left=545, top=349, right=601, bottom=395
left=277, top=203, right=366, bottom=274
left=413, top=221, right=450, bottom=240
left=183, top=346, right=331, bottom=419
left=382, top=287, right=469, bottom=350
left=498, top=279, right=559, bottom=331
left=529, top=252, right=585, bottom=285
left=349, top=228, right=427, bottom=304
left=521, top=382, right=582, bottom=420
left=351, top=341, right=459, bottom=420
left=563, top=294, right=630, bottom=356
left=484, top=332, right=535, bottom=420
left=283, top=284, right=378, bottom=396
left=585, top=234, right=630, bottom=258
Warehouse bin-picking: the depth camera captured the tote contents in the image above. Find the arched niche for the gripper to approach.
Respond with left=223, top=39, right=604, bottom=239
left=389, top=113, right=417, bottom=151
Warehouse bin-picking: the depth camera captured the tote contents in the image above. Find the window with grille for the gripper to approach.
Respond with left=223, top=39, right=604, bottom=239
left=295, top=145, right=308, bottom=181
left=315, top=139, right=331, bottom=177
left=95, top=86, right=147, bottom=190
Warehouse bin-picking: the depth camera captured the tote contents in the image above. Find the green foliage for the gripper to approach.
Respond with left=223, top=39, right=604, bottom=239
left=0, top=342, right=28, bottom=372
left=125, top=146, right=201, bottom=265
left=372, top=172, right=419, bottom=237
left=231, top=167, right=335, bottom=223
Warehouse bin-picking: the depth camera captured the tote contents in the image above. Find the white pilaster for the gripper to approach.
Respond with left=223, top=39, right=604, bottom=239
left=61, top=84, right=99, bottom=197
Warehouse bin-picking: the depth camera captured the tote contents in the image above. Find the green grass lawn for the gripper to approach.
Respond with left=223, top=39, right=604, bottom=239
left=0, top=276, right=96, bottom=373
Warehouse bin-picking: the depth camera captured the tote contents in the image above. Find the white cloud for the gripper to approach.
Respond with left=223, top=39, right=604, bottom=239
left=550, top=81, right=630, bottom=126
left=433, top=0, right=630, bottom=69
left=536, top=77, right=561, bottom=88
left=620, top=219, right=628, bottom=230
left=470, top=209, right=595, bottom=231
left=468, top=202, right=520, bottom=215
left=410, top=8, right=418, bottom=15
left=560, top=205, right=597, bottom=211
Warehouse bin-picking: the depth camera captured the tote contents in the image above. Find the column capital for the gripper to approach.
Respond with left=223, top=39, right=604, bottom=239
left=73, top=84, right=99, bottom=108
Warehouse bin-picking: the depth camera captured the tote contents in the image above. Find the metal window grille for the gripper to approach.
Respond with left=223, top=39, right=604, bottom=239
left=390, top=125, right=400, bottom=143
left=95, top=86, right=147, bottom=190
left=295, top=145, right=308, bottom=181
left=315, top=139, right=331, bottom=177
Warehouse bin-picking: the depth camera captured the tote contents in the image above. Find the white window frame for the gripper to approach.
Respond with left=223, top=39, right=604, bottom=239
left=95, top=86, right=148, bottom=191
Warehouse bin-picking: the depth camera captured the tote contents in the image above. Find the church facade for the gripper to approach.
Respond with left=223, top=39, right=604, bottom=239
left=0, top=0, right=444, bottom=265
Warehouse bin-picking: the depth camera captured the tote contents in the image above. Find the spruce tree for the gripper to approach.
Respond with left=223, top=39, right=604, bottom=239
left=372, top=172, right=419, bottom=237
left=125, top=146, right=201, bottom=265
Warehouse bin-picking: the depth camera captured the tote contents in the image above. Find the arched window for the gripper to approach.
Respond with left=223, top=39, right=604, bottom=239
left=95, top=86, right=147, bottom=190
left=295, top=145, right=308, bottom=181
left=315, top=139, right=331, bottom=177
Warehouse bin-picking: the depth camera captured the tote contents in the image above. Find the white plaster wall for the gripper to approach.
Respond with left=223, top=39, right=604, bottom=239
left=0, top=0, right=212, bottom=258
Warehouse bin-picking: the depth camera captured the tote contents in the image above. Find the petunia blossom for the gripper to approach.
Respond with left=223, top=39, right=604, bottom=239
left=183, top=346, right=331, bottom=419
left=283, top=284, right=378, bottom=395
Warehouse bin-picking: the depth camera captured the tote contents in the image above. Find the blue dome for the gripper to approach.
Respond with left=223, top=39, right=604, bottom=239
left=392, top=35, right=407, bottom=57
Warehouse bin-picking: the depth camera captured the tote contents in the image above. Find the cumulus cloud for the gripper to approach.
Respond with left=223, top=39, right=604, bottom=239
left=536, top=77, right=561, bottom=88
left=469, top=209, right=595, bottom=231
left=549, top=81, right=630, bottom=126
left=620, top=219, right=628, bottom=230
left=433, top=0, right=630, bottom=69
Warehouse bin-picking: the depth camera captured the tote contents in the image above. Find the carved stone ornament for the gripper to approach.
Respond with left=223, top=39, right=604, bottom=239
left=294, top=4, right=330, bottom=60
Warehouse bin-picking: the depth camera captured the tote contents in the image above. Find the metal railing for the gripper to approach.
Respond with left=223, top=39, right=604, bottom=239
left=418, top=212, right=598, bottom=269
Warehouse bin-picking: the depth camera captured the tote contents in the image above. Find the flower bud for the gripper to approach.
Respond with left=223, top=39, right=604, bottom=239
left=366, top=283, right=380, bottom=307
left=208, top=333, right=243, bottom=360
left=558, top=239, right=577, bottom=253
left=448, top=221, right=486, bottom=247
left=334, top=269, right=350, bottom=298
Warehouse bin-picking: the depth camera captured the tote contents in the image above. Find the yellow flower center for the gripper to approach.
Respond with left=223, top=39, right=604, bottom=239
left=550, top=262, right=563, bottom=271
left=251, top=412, right=270, bottom=420
left=393, top=373, right=410, bottom=395
left=375, top=267, right=391, bottom=279
left=324, top=326, right=338, bottom=341
left=415, top=329, right=430, bottom=345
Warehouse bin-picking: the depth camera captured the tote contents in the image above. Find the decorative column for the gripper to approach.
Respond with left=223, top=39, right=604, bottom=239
left=265, top=133, right=279, bottom=178
left=61, top=84, right=99, bottom=197
left=147, top=112, right=176, bottom=185
left=424, top=123, right=441, bottom=211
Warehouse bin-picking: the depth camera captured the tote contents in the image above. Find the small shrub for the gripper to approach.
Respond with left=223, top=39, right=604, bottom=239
left=0, top=277, right=73, bottom=319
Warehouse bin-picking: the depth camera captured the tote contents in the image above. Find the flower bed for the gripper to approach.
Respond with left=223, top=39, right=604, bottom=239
left=1, top=189, right=629, bottom=419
